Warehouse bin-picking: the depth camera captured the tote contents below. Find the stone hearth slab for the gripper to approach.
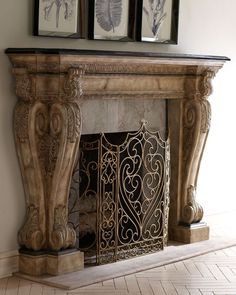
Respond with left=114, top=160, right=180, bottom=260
left=14, top=236, right=236, bottom=290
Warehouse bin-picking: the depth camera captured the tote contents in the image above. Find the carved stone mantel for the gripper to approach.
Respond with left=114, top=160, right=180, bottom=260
left=6, top=48, right=229, bottom=275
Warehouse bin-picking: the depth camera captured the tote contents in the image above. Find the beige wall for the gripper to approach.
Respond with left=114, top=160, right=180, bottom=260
left=0, top=0, right=235, bottom=253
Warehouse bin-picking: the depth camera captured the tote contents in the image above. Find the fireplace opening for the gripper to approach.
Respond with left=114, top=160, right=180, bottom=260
left=68, top=122, right=170, bottom=265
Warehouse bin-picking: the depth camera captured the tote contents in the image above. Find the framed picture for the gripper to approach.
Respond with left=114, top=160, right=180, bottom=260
left=33, top=0, right=86, bottom=38
left=136, top=0, right=179, bottom=44
left=88, top=0, right=137, bottom=41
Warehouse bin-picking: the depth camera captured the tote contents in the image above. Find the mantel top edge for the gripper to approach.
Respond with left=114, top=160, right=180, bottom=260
left=5, top=48, right=230, bottom=62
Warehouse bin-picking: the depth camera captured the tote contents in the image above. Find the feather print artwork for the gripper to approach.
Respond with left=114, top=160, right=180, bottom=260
left=143, top=0, right=167, bottom=39
left=95, top=0, right=122, bottom=33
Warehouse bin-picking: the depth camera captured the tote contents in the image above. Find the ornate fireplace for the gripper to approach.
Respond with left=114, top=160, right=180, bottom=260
left=6, top=48, right=228, bottom=276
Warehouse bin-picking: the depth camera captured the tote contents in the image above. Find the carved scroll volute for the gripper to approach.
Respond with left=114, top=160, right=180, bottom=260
left=181, top=70, right=215, bottom=225
left=14, top=69, right=47, bottom=250
left=13, top=67, right=84, bottom=252
left=48, top=102, right=81, bottom=250
left=48, top=68, right=83, bottom=251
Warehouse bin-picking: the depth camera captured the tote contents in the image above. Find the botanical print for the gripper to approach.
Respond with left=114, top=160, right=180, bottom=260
left=142, top=0, right=172, bottom=42
left=143, top=0, right=166, bottom=39
left=39, top=0, right=78, bottom=36
left=94, top=0, right=129, bottom=39
left=95, top=0, right=122, bottom=33
left=42, top=0, right=76, bottom=28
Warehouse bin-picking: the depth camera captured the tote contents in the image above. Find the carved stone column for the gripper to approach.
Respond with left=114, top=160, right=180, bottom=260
left=13, top=67, right=84, bottom=275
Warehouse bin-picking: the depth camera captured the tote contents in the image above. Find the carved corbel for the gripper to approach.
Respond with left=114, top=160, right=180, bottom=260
left=14, top=67, right=84, bottom=251
left=181, top=70, right=216, bottom=225
left=14, top=99, right=47, bottom=250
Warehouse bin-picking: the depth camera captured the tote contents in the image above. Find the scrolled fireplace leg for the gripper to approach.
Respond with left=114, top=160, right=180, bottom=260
left=14, top=101, right=47, bottom=251
left=181, top=97, right=211, bottom=226
left=13, top=68, right=84, bottom=275
left=170, top=81, right=213, bottom=243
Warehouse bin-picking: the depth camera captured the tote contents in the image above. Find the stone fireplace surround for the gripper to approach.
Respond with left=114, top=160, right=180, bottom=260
left=6, top=48, right=228, bottom=276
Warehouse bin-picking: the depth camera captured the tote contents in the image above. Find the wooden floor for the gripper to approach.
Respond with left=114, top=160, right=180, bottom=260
left=1, top=211, right=236, bottom=295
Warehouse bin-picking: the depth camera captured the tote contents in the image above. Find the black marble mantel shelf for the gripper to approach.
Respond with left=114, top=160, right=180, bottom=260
left=5, top=48, right=230, bottom=61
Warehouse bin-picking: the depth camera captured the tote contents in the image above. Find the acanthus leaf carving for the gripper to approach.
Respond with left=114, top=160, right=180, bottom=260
left=14, top=102, right=30, bottom=142
left=33, top=103, right=55, bottom=177
left=13, top=69, right=35, bottom=101
left=199, top=69, right=217, bottom=100
left=200, top=99, right=211, bottom=133
left=18, top=205, right=45, bottom=251
left=50, top=205, right=76, bottom=251
left=36, top=101, right=81, bottom=178
left=182, top=185, right=203, bottom=225
left=66, top=103, right=82, bottom=142
left=182, top=99, right=199, bottom=165
left=63, top=67, right=86, bottom=101
left=37, top=131, right=60, bottom=177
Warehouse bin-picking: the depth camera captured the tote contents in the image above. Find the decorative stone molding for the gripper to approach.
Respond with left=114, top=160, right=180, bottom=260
left=6, top=49, right=228, bottom=273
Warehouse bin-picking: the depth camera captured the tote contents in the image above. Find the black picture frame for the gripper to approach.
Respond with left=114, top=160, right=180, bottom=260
left=88, top=0, right=138, bottom=41
left=136, top=0, right=179, bottom=44
left=33, top=0, right=87, bottom=38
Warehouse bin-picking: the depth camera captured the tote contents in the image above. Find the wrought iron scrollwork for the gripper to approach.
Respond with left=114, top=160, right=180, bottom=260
left=68, top=122, right=170, bottom=264
left=68, top=137, right=99, bottom=256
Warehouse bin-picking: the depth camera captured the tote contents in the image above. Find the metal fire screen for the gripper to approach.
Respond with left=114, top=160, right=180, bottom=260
left=69, top=122, right=170, bottom=265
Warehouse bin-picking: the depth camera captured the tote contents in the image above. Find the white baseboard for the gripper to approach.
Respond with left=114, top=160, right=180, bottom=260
left=0, top=250, right=19, bottom=278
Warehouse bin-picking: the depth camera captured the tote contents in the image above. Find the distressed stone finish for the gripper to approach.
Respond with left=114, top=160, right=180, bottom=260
left=6, top=49, right=228, bottom=275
